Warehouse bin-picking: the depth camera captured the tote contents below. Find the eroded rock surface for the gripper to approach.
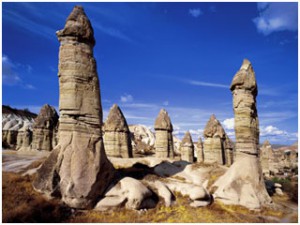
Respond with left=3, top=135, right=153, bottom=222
left=196, top=137, right=204, bottom=162
left=203, top=114, right=226, bottom=165
left=33, top=6, right=115, bottom=209
left=31, top=104, right=58, bottom=151
left=180, top=131, right=194, bottom=163
left=103, top=104, right=133, bottom=158
left=212, top=59, right=272, bottom=209
left=154, top=109, right=174, bottom=158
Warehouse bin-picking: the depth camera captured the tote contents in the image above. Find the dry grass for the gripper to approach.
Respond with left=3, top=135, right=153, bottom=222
left=2, top=160, right=297, bottom=223
left=2, top=172, right=71, bottom=223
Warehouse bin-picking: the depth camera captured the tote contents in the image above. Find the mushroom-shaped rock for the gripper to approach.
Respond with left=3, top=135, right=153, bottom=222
left=154, top=109, right=174, bottom=158
left=103, top=104, right=133, bottom=158
left=212, top=59, right=272, bottom=209
left=203, top=115, right=227, bottom=165
left=180, top=131, right=194, bottom=163
left=31, top=104, right=58, bottom=151
left=196, top=137, right=204, bottom=162
left=33, top=6, right=115, bottom=209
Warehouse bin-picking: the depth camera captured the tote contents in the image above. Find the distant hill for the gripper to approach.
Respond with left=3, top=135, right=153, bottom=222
left=2, top=105, right=37, bottom=119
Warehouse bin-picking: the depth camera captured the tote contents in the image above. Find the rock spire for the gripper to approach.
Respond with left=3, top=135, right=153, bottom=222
left=203, top=114, right=226, bottom=164
left=212, top=59, right=272, bottom=209
left=31, top=104, right=58, bottom=151
left=33, top=6, right=115, bottom=209
left=154, top=109, right=174, bottom=158
left=180, top=131, right=194, bottom=163
left=103, top=104, right=133, bottom=158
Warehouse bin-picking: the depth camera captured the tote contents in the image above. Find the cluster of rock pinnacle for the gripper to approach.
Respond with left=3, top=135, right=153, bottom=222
left=30, top=6, right=272, bottom=210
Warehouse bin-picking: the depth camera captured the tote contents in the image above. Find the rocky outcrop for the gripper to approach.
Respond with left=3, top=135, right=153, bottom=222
left=2, top=106, right=36, bottom=149
left=196, top=137, right=204, bottom=162
left=31, top=104, right=58, bottom=151
left=212, top=59, right=272, bottom=209
left=33, top=6, right=115, bottom=209
left=180, top=131, right=194, bottom=163
left=203, top=114, right=226, bottom=165
left=103, top=104, right=133, bottom=158
left=154, top=109, right=174, bottom=158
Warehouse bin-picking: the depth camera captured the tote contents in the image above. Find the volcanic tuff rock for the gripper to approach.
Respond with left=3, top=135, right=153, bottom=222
left=224, top=134, right=234, bottom=166
left=180, top=131, right=194, bottom=163
left=196, top=137, right=204, bottom=162
left=103, top=104, right=133, bottom=158
left=260, top=140, right=274, bottom=177
left=203, top=114, right=227, bottom=165
left=33, top=6, right=115, bottom=209
left=154, top=109, right=174, bottom=158
left=2, top=105, right=36, bottom=149
left=31, top=104, right=58, bottom=151
left=212, top=59, right=272, bottom=209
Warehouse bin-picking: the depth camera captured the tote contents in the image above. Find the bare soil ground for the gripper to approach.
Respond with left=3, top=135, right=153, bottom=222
left=2, top=151, right=298, bottom=223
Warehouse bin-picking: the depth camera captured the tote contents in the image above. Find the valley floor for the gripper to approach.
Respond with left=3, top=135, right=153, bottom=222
left=2, top=150, right=298, bottom=223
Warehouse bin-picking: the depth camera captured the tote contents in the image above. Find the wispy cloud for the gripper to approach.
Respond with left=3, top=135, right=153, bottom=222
left=182, top=79, right=228, bottom=88
left=188, top=8, right=203, bottom=18
left=3, top=8, right=56, bottom=40
left=93, top=23, right=136, bottom=44
left=253, top=2, right=298, bottom=35
left=2, top=54, right=35, bottom=89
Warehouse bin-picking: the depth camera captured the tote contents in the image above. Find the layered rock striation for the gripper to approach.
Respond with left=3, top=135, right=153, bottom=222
left=154, top=109, right=174, bottom=158
left=212, top=59, right=272, bottom=209
left=33, top=6, right=115, bottom=209
left=180, top=131, right=194, bottom=163
left=103, top=104, right=133, bottom=158
left=31, top=104, right=59, bottom=151
left=196, top=137, right=204, bottom=162
left=203, top=114, right=226, bottom=165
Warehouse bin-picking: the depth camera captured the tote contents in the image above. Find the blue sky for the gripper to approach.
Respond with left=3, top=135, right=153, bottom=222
left=2, top=2, right=298, bottom=145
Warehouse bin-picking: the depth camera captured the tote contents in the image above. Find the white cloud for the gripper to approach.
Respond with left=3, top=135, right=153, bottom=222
left=3, top=55, right=21, bottom=85
left=163, top=101, right=169, bottom=106
left=189, top=8, right=203, bottom=18
left=183, top=79, right=228, bottom=88
left=260, top=125, right=298, bottom=144
left=253, top=2, right=298, bottom=35
left=120, top=94, right=133, bottom=103
left=222, top=118, right=234, bottom=130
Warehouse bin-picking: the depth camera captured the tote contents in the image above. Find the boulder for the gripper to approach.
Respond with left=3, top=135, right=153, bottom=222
left=33, top=6, right=115, bottom=209
left=212, top=59, right=272, bottom=209
left=154, top=109, right=174, bottom=158
left=31, top=104, right=58, bottom=151
left=103, top=104, right=133, bottom=158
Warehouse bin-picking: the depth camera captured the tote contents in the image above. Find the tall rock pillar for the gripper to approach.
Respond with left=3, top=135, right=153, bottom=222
left=212, top=59, right=272, bottom=209
left=33, top=6, right=115, bottom=209
left=154, top=109, right=174, bottom=158
left=103, top=104, right=133, bottom=158
left=196, top=137, right=204, bottom=162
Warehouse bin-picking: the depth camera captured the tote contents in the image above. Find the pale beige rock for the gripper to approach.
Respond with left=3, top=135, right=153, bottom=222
left=196, top=137, right=204, bottom=162
left=275, top=188, right=283, bottom=196
left=212, top=59, right=272, bottom=209
left=203, top=115, right=226, bottom=165
left=224, top=134, right=234, bottom=166
left=95, top=177, right=156, bottom=210
left=260, top=140, right=273, bottom=177
left=103, top=104, right=133, bottom=158
left=33, top=6, right=115, bottom=209
left=154, top=109, right=174, bottom=158
left=31, top=104, right=58, bottom=151
left=180, top=131, right=194, bottom=163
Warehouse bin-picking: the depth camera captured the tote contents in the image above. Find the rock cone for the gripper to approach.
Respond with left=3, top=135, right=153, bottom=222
left=180, top=131, right=194, bottom=163
left=196, top=137, right=204, bottom=162
left=154, top=109, right=174, bottom=158
left=212, top=59, right=272, bottom=209
left=33, top=6, right=115, bottom=209
left=103, top=104, right=133, bottom=158
left=203, top=114, right=226, bottom=165
left=31, top=104, right=58, bottom=151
